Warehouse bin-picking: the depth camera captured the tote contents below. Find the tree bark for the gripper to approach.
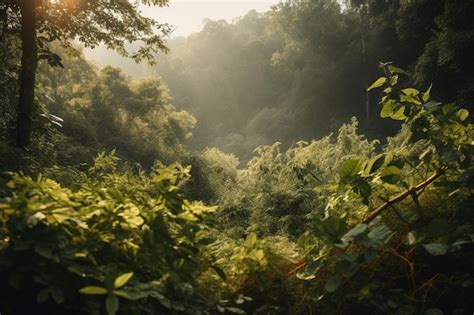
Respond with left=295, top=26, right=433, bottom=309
left=16, top=0, right=38, bottom=147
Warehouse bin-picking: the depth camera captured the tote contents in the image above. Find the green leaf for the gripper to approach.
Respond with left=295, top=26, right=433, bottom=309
left=226, top=307, right=246, bottom=314
left=387, top=65, right=409, bottom=75
left=173, top=258, right=185, bottom=270
left=106, top=294, right=119, bottom=315
left=114, top=272, right=134, bottom=289
left=390, top=74, right=399, bottom=86
left=422, top=84, right=432, bottom=102
left=391, top=106, right=407, bottom=120
left=367, top=77, right=387, bottom=91
left=79, top=286, right=107, bottom=295
left=325, top=275, right=341, bottom=293
left=424, top=100, right=442, bottom=111
left=244, top=232, right=257, bottom=248
left=457, top=108, right=469, bottom=121
left=367, top=224, right=392, bottom=245
left=342, top=224, right=367, bottom=242
left=296, top=259, right=323, bottom=280
left=35, top=244, right=56, bottom=261
left=352, top=178, right=372, bottom=204
left=407, top=231, right=416, bottom=245
left=380, top=166, right=401, bottom=184
left=248, top=249, right=265, bottom=263
left=380, top=99, right=396, bottom=118
left=423, top=243, right=449, bottom=256
left=365, top=154, right=385, bottom=175
left=340, top=159, right=361, bottom=180
left=314, top=217, right=348, bottom=244
left=401, top=88, right=420, bottom=96
left=442, top=103, right=457, bottom=115
left=113, top=289, right=148, bottom=300
left=383, top=87, right=392, bottom=93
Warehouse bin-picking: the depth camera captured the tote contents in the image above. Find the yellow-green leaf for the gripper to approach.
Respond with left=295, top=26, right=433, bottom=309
left=457, top=108, right=469, bottom=121
left=401, top=88, right=420, bottom=96
left=248, top=249, right=265, bottom=262
left=340, top=159, right=362, bottom=179
left=391, top=106, right=407, bottom=120
left=244, top=232, right=257, bottom=248
left=367, top=77, right=387, bottom=91
left=380, top=166, right=401, bottom=184
left=387, top=65, right=408, bottom=75
left=422, top=84, right=432, bottom=102
left=79, top=286, right=107, bottom=295
left=114, top=272, right=134, bottom=289
left=380, top=99, right=395, bottom=118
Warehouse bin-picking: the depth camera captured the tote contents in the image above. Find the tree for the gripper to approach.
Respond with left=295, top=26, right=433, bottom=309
left=6, top=0, right=171, bottom=147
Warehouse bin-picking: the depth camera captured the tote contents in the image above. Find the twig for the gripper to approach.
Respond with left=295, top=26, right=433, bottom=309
left=363, top=169, right=444, bottom=224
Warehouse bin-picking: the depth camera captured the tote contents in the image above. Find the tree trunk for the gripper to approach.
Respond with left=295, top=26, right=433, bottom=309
left=16, top=0, right=38, bottom=147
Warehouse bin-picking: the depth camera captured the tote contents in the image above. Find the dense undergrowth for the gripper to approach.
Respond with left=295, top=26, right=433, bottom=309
left=1, top=64, right=473, bottom=315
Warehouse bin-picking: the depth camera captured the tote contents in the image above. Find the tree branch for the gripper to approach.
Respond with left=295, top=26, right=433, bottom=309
left=363, top=169, right=445, bottom=224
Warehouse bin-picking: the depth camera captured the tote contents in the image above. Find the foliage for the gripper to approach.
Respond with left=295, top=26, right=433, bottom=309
left=0, top=0, right=473, bottom=312
left=144, top=0, right=474, bottom=160
left=1, top=46, right=198, bottom=172
left=4, top=0, right=171, bottom=63
left=0, top=152, right=220, bottom=314
left=215, top=118, right=379, bottom=237
left=289, top=65, right=474, bottom=314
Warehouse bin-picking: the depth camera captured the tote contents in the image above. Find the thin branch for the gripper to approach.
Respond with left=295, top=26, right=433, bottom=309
left=363, top=169, right=444, bottom=224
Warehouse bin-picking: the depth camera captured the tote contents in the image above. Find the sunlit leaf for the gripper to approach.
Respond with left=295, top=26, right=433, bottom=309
left=380, top=166, right=401, bottom=184
left=422, top=84, right=432, bottom=102
left=365, top=154, right=385, bottom=175
left=401, top=88, right=419, bottom=96
left=391, top=106, right=407, bottom=120
left=248, top=249, right=265, bottom=263
left=79, top=286, right=107, bottom=295
left=407, top=232, right=416, bottom=245
left=457, top=108, right=469, bottom=121
left=340, top=159, right=361, bottom=180
left=367, top=77, right=386, bottom=91
left=114, top=272, right=134, bottom=289
left=380, top=99, right=396, bottom=118
left=244, top=232, right=257, bottom=248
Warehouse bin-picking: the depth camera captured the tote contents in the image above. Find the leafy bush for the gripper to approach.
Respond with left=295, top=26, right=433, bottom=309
left=0, top=152, right=219, bottom=314
left=216, top=118, right=379, bottom=237
left=291, top=64, right=474, bottom=314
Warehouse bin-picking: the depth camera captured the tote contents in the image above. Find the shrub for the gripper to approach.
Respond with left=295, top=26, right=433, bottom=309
left=0, top=152, right=218, bottom=314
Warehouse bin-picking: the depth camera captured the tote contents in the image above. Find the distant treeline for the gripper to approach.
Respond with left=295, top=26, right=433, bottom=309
left=149, top=0, right=473, bottom=159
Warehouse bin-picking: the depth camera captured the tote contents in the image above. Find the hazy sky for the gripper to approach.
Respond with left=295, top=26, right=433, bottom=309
left=85, top=0, right=280, bottom=67
left=140, top=0, right=280, bottom=37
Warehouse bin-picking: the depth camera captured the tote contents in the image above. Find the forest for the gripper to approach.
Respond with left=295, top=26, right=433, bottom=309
left=0, top=0, right=473, bottom=314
